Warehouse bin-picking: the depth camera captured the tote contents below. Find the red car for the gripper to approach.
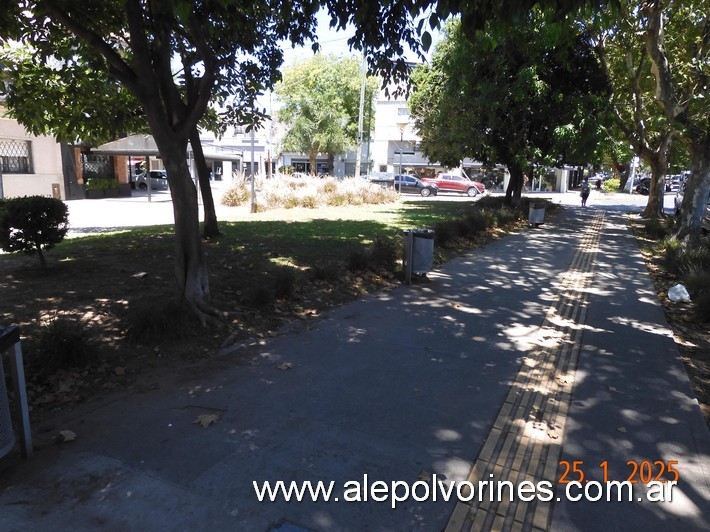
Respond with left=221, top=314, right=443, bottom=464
left=421, top=173, right=486, bottom=196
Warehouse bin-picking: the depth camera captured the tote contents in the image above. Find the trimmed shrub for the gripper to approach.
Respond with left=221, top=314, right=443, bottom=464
left=0, top=195, right=69, bottom=267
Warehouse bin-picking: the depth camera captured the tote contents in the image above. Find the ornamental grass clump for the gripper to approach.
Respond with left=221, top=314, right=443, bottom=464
left=222, top=176, right=398, bottom=210
left=29, top=317, right=98, bottom=376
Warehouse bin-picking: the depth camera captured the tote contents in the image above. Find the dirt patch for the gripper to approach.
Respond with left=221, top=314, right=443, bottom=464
left=631, top=218, right=710, bottom=428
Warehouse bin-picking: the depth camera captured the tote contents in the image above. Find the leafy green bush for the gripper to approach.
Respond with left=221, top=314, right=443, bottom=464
left=29, top=317, right=97, bottom=376
left=0, top=195, right=69, bottom=267
left=603, top=178, right=621, bottom=192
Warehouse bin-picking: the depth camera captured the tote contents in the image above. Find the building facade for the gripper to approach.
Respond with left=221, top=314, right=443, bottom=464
left=0, top=105, right=68, bottom=200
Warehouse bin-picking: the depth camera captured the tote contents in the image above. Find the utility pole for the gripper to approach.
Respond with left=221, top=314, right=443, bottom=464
left=354, top=51, right=367, bottom=179
left=250, top=126, right=257, bottom=213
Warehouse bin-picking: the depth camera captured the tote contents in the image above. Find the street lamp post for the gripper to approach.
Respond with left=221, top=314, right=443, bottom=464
left=396, top=122, right=407, bottom=195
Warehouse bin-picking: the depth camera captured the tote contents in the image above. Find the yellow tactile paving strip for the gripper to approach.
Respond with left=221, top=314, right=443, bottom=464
left=447, top=211, right=606, bottom=532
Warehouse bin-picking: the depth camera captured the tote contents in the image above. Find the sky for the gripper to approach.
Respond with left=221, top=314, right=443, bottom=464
left=260, top=9, right=442, bottom=115
left=281, top=8, right=440, bottom=68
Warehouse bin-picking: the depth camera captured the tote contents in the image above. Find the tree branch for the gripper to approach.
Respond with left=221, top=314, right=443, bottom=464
left=641, top=2, right=686, bottom=121
left=40, top=0, right=136, bottom=87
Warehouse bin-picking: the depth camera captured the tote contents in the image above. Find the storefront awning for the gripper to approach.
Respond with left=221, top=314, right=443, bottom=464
left=91, top=134, right=242, bottom=162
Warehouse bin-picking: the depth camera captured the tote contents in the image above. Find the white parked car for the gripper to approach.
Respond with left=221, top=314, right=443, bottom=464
left=135, top=170, right=168, bottom=190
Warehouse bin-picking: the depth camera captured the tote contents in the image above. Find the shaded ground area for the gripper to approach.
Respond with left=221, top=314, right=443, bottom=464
left=1, top=196, right=707, bottom=435
left=632, top=219, right=710, bottom=428
left=0, top=203, right=707, bottom=531
left=0, top=199, right=542, bottom=425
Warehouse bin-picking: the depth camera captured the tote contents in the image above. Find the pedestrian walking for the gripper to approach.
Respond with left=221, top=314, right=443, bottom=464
left=580, top=178, right=591, bottom=207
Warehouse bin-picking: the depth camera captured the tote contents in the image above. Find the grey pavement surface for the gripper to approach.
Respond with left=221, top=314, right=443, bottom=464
left=1, top=188, right=708, bottom=531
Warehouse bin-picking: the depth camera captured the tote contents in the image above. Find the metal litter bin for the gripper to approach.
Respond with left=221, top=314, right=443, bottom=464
left=0, top=353, right=14, bottom=458
left=403, top=229, right=435, bottom=284
left=0, top=326, right=32, bottom=458
left=528, top=203, right=545, bottom=226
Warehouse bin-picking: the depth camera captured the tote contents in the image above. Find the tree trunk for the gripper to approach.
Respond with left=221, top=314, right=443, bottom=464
left=505, top=164, right=524, bottom=207
left=189, top=128, right=221, bottom=239
left=327, top=152, right=335, bottom=176
left=675, top=134, right=710, bottom=244
left=309, top=147, right=318, bottom=176
left=150, top=127, right=218, bottom=325
left=642, top=3, right=709, bottom=242
left=640, top=151, right=668, bottom=219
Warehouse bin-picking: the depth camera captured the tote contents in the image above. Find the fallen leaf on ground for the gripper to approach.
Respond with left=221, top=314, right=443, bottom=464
left=277, top=362, right=293, bottom=370
left=617, top=426, right=627, bottom=433
left=193, top=414, right=220, bottom=428
left=59, top=430, right=77, bottom=442
left=607, top=385, right=617, bottom=392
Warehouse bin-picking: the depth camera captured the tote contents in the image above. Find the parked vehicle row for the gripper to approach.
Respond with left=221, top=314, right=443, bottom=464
left=421, top=173, right=486, bottom=196
left=634, top=175, right=682, bottom=195
left=368, top=173, right=438, bottom=196
left=367, top=172, right=486, bottom=197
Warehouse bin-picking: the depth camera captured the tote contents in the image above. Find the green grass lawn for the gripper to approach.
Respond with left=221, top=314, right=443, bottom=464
left=40, top=199, right=481, bottom=276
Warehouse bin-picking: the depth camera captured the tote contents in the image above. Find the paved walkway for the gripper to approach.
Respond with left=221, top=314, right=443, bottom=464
left=1, top=195, right=708, bottom=531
